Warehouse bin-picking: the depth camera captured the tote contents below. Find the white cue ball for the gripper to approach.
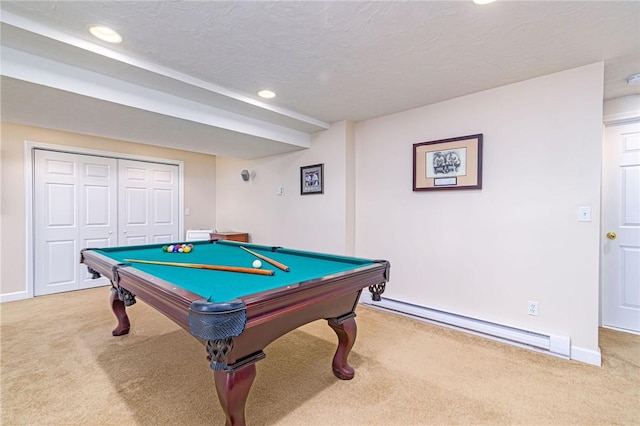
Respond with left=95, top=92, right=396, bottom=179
left=252, top=260, right=262, bottom=268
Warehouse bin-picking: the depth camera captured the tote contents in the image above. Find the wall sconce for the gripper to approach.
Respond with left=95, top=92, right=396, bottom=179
left=241, top=170, right=251, bottom=181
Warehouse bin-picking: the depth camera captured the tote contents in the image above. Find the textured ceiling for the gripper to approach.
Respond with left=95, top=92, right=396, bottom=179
left=1, top=1, right=639, bottom=158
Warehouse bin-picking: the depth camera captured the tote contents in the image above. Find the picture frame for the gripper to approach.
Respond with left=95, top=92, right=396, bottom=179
left=413, top=134, right=483, bottom=191
left=300, top=163, right=324, bottom=195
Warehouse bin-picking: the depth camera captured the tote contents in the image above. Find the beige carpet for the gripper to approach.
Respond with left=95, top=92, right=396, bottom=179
left=1, top=287, right=638, bottom=425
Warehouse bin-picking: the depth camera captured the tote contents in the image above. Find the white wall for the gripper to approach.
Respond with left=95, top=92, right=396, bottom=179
left=355, top=63, right=604, bottom=357
left=214, top=63, right=604, bottom=362
left=215, top=121, right=354, bottom=254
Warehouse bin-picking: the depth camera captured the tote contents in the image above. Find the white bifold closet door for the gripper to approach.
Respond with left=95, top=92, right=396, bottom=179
left=117, top=159, right=179, bottom=246
left=34, top=151, right=179, bottom=296
left=34, top=150, right=117, bottom=295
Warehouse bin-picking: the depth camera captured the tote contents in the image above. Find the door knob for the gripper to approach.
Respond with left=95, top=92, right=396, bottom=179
left=606, top=232, right=617, bottom=240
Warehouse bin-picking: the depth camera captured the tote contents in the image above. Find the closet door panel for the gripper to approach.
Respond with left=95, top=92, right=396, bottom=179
left=118, top=159, right=179, bottom=246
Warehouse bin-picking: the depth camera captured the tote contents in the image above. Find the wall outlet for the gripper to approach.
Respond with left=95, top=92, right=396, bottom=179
left=528, top=301, right=539, bottom=316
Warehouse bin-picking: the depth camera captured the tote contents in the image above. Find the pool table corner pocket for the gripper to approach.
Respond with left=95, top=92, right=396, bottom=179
left=189, top=299, right=248, bottom=370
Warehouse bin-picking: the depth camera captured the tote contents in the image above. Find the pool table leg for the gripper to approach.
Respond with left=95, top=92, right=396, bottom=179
left=214, top=364, right=256, bottom=426
left=110, top=289, right=130, bottom=336
left=328, top=314, right=357, bottom=380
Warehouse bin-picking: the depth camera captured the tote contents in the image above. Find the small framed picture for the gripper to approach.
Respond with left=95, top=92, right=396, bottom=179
left=300, top=163, right=324, bottom=195
left=413, top=134, right=483, bottom=191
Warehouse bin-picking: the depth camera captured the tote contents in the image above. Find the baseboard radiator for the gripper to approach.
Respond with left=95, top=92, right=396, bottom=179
left=361, top=297, right=571, bottom=358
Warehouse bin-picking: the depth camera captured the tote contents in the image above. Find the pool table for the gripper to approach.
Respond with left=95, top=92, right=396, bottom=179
left=80, top=239, right=389, bottom=425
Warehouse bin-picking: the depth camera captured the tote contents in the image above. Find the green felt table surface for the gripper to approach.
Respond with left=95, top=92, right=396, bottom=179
left=93, top=240, right=376, bottom=303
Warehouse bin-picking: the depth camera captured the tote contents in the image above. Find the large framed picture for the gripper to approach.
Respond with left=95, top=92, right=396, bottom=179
left=413, top=134, right=483, bottom=191
left=300, top=163, right=324, bottom=195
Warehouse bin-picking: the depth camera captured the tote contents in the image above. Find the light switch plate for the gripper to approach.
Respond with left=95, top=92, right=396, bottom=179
left=578, top=206, right=591, bottom=222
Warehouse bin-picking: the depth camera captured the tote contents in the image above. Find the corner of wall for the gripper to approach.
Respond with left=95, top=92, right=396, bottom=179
left=345, top=120, right=356, bottom=256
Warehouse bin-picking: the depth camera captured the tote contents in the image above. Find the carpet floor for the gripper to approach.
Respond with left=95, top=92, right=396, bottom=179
left=1, top=286, right=638, bottom=425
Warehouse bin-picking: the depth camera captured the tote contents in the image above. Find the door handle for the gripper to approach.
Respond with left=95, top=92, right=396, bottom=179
left=606, top=232, right=617, bottom=240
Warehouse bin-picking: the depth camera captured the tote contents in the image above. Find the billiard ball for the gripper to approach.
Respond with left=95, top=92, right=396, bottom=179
left=252, top=260, right=262, bottom=269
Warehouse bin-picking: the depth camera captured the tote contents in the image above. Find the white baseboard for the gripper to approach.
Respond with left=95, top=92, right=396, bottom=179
left=0, top=291, right=28, bottom=303
left=362, top=297, right=576, bottom=361
left=570, top=345, right=602, bottom=367
left=602, top=325, right=640, bottom=336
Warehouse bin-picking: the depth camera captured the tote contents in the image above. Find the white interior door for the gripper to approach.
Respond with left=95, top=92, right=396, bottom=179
left=118, top=159, right=179, bottom=246
left=602, top=120, right=640, bottom=333
left=34, top=150, right=117, bottom=296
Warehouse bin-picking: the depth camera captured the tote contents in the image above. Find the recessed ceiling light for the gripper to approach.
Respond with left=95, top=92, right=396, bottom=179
left=89, top=25, right=122, bottom=43
left=257, top=89, right=276, bottom=99
left=473, top=0, right=496, bottom=4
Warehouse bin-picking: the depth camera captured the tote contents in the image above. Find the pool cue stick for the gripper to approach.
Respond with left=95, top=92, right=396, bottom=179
left=239, top=246, right=290, bottom=272
left=124, top=259, right=274, bottom=276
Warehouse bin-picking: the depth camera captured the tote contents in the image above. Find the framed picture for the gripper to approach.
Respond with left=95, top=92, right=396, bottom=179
left=413, top=134, right=483, bottom=191
left=300, top=163, right=324, bottom=195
